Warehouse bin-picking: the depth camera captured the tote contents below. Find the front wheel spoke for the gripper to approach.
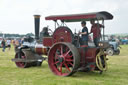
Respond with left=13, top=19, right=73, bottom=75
left=64, top=63, right=71, bottom=72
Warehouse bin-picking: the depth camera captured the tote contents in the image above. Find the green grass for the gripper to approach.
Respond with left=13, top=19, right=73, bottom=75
left=0, top=45, right=128, bottom=85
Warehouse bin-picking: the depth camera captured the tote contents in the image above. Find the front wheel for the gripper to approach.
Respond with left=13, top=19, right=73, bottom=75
left=106, top=48, right=114, bottom=56
left=15, top=51, right=31, bottom=68
left=48, top=42, right=80, bottom=76
left=115, top=49, right=120, bottom=55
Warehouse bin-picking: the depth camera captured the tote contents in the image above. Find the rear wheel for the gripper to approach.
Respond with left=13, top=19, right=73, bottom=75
left=115, top=49, right=120, bottom=55
left=48, top=42, right=80, bottom=76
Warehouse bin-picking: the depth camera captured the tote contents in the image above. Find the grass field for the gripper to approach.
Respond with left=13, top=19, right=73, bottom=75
left=0, top=45, right=128, bottom=85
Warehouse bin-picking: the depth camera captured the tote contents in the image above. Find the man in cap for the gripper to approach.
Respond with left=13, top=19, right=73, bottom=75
left=78, top=21, right=89, bottom=71
left=79, top=21, right=89, bottom=46
left=90, top=19, right=104, bottom=47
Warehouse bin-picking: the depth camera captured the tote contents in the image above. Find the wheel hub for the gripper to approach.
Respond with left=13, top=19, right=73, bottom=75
left=58, top=56, right=64, bottom=63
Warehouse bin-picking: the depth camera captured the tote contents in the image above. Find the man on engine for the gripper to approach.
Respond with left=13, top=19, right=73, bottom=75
left=79, top=21, right=89, bottom=46
left=90, top=19, right=104, bottom=47
left=78, top=21, right=89, bottom=71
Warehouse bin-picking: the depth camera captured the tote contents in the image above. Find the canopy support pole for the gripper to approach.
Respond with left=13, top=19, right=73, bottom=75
left=54, top=20, right=60, bottom=29
left=102, top=19, right=105, bottom=41
left=96, top=19, right=102, bottom=41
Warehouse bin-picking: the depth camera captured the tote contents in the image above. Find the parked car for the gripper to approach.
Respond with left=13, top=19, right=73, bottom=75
left=105, top=37, right=121, bottom=56
left=121, top=39, right=128, bottom=45
left=107, top=41, right=121, bottom=56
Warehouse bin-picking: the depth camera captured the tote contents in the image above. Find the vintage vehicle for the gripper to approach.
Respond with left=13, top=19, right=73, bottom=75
left=121, top=39, right=128, bottom=45
left=12, top=11, right=113, bottom=76
left=107, top=41, right=120, bottom=56
left=105, top=36, right=120, bottom=56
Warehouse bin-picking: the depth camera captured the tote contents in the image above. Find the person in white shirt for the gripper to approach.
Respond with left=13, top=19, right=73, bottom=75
left=6, top=39, right=11, bottom=50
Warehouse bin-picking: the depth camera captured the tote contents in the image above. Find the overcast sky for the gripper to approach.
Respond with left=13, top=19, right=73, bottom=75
left=0, top=0, right=128, bottom=34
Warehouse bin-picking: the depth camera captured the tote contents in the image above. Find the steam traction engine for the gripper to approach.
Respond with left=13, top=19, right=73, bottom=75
left=12, top=11, right=113, bottom=76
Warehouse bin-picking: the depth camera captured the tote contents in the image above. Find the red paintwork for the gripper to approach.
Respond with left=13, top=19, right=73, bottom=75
left=85, top=48, right=98, bottom=62
left=35, top=47, right=47, bottom=55
left=45, top=11, right=113, bottom=22
left=43, top=37, right=53, bottom=47
left=78, top=47, right=99, bottom=67
left=45, top=14, right=96, bottom=21
left=80, top=45, right=88, bottom=48
left=52, top=27, right=73, bottom=44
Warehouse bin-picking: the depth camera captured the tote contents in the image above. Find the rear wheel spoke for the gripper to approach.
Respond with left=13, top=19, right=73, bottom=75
left=69, top=62, right=73, bottom=67
left=55, top=53, right=60, bottom=58
left=59, top=63, right=63, bottom=73
left=64, top=63, right=71, bottom=72
left=55, top=55, right=59, bottom=60
left=54, top=61, right=60, bottom=64
left=61, top=45, right=63, bottom=55
left=66, top=59, right=73, bottom=62
left=67, top=55, right=73, bottom=58
left=64, top=50, right=71, bottom=57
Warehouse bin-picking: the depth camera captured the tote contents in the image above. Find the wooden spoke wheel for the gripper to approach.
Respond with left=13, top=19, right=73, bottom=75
left=48, top=42, right=80, bottom=76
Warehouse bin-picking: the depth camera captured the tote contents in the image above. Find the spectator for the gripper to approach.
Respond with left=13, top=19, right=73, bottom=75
left=6, top=39, right=11, bottom=50
left=18, top=39, right=22, bottom=46
left=1, top=39, right=6, bottom=52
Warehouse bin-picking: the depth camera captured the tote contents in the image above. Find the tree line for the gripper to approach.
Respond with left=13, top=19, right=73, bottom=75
left=0, top=33, right=34, bottom=38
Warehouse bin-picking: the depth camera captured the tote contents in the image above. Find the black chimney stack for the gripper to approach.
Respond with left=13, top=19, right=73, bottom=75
left=34, top=15, right=41, bottom=40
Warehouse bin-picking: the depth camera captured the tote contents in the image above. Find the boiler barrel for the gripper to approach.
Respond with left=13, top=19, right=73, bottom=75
left=34, top=44, right=47, bottom=55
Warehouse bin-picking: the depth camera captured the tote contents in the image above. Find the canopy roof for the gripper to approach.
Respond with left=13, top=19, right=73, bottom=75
left=45, top=11, right=113, bottom=22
